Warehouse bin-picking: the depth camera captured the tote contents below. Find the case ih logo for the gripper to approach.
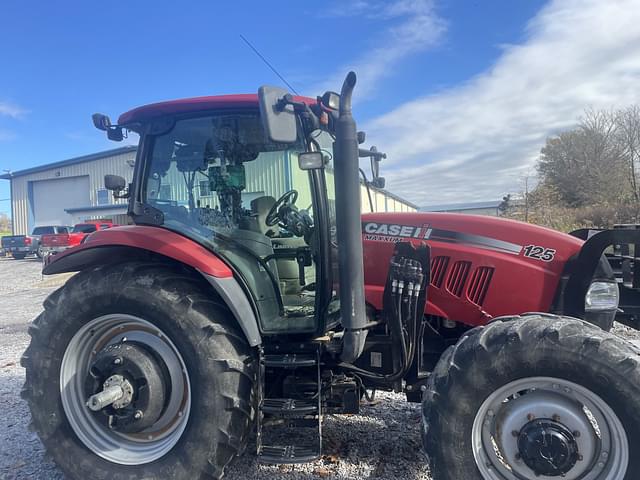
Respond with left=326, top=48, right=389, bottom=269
left=362, top=222, right=431, bottom=242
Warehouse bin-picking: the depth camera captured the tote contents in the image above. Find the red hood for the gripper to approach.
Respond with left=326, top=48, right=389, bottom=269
left=362, top=212, right=584, bottom=326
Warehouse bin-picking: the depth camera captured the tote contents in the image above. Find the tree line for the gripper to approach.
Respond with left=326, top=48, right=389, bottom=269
left=0, top=212, right=10, bottom=234
left=503, top=106, right=640, bottom=231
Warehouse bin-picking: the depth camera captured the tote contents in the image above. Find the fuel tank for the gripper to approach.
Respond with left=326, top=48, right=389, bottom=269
left=362, top=212, right=584, bottom=327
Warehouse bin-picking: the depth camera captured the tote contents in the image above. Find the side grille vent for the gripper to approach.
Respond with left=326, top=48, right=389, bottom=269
left=430, top=256, right=450, bottom=288
left=445, top=261, right=471, bottom=297
left=467, top=267, right=494, bottom=306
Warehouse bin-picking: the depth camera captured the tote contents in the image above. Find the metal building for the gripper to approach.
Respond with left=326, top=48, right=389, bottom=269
left=421, top=200, right=503, bottom=217
left=0, top=147, right=136, bottom=234
left=1, top=146, right=416, bottom=235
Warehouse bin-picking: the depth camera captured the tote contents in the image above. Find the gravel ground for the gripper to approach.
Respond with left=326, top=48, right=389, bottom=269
left=1, top=256, right=639, bottom=480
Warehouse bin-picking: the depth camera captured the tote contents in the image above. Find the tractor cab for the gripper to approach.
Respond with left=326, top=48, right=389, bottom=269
left=94, top=80, right=377, bottom=350
left=132, top=109, right=334, bottom=335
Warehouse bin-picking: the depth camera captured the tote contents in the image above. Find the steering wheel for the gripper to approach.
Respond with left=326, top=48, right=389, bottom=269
left=266, top=190, right=299, bottom=227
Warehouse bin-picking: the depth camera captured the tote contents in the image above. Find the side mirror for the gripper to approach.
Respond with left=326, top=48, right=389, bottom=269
left=258, top=86, right=297, bottom=143
left=372, top=177, right=385, bottom=189
left=105, top=174, right=126, bottom=192
left=298, top=152, right=325, bottom=170
left=93, top=113, right=124, bottom=142
left=92, top=113, right=112, bottom=131
left=320, top=91, right=340, bottom=110
left=107, top=128, right=124, bottom=142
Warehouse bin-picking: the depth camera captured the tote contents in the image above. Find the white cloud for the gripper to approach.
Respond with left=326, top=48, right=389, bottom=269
left=364, top=0, right=640, bottom=207
left=309, top=0, right=446, bottom=97
left=0, top=101, right=28, bottom=119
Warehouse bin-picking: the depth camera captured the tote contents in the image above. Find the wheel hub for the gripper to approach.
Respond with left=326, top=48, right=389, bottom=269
left=517, top=419, right=579, bottom=476
left=88, top=342, right=168, bottom=433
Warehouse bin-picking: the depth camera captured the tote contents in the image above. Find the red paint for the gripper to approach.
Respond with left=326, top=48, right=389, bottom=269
left=46, top=225, right=233, bottom=278
left=119, top=94, right=316, bottom=125
left=362, top=212, right=584, bottom=327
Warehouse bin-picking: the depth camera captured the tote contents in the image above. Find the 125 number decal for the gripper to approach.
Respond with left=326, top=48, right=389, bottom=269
left=522, top=245, right=556, bottom=262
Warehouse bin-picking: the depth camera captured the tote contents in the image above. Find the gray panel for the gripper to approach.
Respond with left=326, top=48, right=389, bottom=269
left=201, top=272, right=262, bottom=347
left=32, top=176, right=90, bottom=226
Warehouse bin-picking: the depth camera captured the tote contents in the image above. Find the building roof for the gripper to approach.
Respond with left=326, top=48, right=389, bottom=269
left=0, top=146, right=137, bottom=180
left=421, top=200, right=502, bottom=212
left=119, top=94, right=316, bottom=125
left=369, top=184, right=419, bottom=209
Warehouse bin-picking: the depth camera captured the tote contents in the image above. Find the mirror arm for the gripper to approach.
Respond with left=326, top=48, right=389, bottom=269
left=112, top=188, right=131, bottom=200
left=358, top=147, right=387, bottom=160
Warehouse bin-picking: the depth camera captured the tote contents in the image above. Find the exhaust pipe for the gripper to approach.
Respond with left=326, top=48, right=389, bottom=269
left=334, top=72, right=368, bottom=363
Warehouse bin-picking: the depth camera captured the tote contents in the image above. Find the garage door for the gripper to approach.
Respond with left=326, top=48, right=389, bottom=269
left=31, top=176, right=90, bottom=227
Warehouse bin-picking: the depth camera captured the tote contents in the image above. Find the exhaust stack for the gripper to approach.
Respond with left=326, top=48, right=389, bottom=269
left=334, top=72, right=368, bottom=363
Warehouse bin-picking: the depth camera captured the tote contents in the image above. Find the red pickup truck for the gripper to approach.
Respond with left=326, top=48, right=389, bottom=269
left=40, top=221, right=115, bottom=257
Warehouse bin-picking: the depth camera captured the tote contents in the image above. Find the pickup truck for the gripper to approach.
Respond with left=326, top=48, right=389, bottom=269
left=40, top=221, right=114, bottom=257
left=1, top=225, right=71, bottom=259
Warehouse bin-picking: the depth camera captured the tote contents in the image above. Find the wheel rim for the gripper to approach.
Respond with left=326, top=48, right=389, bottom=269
left=471, top=377, right=628, bottom=479
left=60, top=314, right=191, bottom=465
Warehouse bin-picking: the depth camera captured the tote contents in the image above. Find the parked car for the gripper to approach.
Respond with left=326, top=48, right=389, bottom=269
left=1, top=225, right=71, bottom=259
left=40, top=221, right=114, bottom=257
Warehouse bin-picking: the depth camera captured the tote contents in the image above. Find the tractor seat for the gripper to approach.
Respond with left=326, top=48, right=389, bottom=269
left=246, top=195, right=314, bottom=295
left=246, top=195, right=276, bottom=236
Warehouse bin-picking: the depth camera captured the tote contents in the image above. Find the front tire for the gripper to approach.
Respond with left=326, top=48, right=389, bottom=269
left=422, top=314, right=640, bottom=479
left=22, top=261, right=255, bottom=479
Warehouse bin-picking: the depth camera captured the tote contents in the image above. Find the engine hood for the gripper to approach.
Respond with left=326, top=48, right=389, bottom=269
left=361, top=212, right=584, bottom=325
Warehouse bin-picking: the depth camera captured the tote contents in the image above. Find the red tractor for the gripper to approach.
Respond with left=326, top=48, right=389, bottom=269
left=23, top=73, right=640, bottom=479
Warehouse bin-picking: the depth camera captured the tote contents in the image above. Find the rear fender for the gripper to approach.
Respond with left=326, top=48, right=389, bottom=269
left=43, top=225, right=262, bottom=346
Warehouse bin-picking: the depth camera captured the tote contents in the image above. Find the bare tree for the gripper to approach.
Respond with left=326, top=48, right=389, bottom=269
left=614, top=105, right=640, bottom=206
left=537, top=108, right=631, bottom=208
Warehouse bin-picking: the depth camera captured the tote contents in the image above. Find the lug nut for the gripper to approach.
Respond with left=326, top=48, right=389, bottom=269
left=113, top=358, right=122, bottom=365
left=134, top=410, right=143, bottom=420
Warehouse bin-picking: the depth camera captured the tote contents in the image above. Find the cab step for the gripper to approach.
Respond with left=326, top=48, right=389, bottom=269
left=258, top=444, right=321, bottom=464
left=262, top=398, right=318, bottom=416
left=263, top=353, right=317, bottom=368
left=257, top=347, right=322, bottom=465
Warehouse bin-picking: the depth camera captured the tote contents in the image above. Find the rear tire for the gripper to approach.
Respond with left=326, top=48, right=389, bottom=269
left=12, top=252, right=26, bottom=259
left=21, top=261, right=256, bottom=480
left=422, top=314, right=640, bottom=480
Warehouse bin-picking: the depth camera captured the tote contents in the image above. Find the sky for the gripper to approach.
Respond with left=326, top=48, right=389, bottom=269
left=2, top=0, right=640, bottom=215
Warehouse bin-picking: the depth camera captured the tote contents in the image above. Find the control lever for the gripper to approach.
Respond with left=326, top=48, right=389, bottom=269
left=296, top=249, right=312, bottom=286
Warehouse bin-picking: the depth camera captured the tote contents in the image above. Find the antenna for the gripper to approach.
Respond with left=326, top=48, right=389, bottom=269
left=239, top=34, right=300, bottom=95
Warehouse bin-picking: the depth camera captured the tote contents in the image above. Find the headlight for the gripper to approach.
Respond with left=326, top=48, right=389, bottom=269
left=585, top=281, right=619, bottom=311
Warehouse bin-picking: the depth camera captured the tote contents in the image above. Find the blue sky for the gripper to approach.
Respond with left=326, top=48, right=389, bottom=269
left=2, top=0, right=639, bottom=215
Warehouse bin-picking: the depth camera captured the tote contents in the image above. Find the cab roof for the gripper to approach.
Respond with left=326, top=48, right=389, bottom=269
left=118, top=94, right=315, bottom=125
